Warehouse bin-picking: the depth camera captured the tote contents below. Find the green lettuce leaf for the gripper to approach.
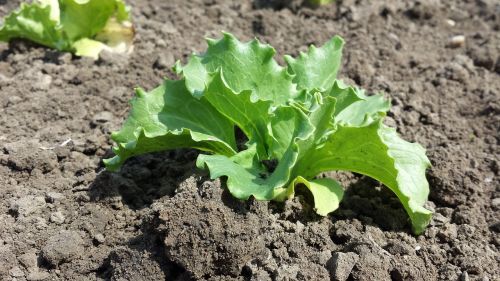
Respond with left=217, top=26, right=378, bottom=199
left=0, top=0, right=133, bottom=58
left=106, top=33, right=432, bottom=234
left=0, top=2, right=67, bottom=50
left=295, top=121, right=432, bottom=234
left=334, top=89, right=391, bottom=126
left=286, top=177, right=344, bottom=216
left=285, top=36, right=344, bottom=91
left=72, top=38, right=108, bottom=58
left=175, top=32, right=298, bottom=105
left=197, top=77, right=315, bottom=201
left=203, top=70, right=273, bottom=159
left=196, top=145, right=277, bottom=201
left=104, top=79, right=237, bottom=171
left=326, top=80, right=364, bottom=115
left=58, top=0, right=118, bottom=41
left=308, top=0, right=335, bottom=5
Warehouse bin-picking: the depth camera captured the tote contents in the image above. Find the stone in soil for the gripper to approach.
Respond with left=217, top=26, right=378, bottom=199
left=326, top=252, right=359, bottom=281
left=41, top=231, right=85, bottom=266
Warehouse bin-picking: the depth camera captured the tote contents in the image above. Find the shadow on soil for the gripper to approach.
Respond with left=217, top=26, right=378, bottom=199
left=333, top=175, right=411, bottom=232
left=87, top=148, right=414, bottom=279
left=87, top=149, right=200, bottom=280
left=88, top=148, right=199, bottom=210
left=95, top=214, right=192, bottom=281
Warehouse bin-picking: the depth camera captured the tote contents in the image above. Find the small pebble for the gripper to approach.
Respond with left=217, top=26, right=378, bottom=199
left=94, top=233, right=106, bottom=244
left=10, top=266, right=24, bottom=277
left=326, top=252, right=359, bottom=281
left=446, top=19, right=456, bottom=26
left=162, top=23, right=178, bottom=34
left=296, top=221, right=304, bottom=233
left=42, top=231, right=84, bottom=266
left=432, top=213, right=450, bottom=226
left=491, top=198, right=500, bottom=207
left=34, top=217, right=48, bottom=230
left=10, top=196, right=46, bottom=217
left=388, top=33, right=400, bottom=43
left=50, top=211, right=65, bottom=224
left=415, top=245, right=421, bottom=251
left=34, top=74, right=52, bottom=90
left=92, top=111, right=113, bottom=123
left=448, top=35, right=465, bottom=48
left=154, top=53, right=175, bottom=69
left=156, top=38, right=167, bottom=47
left=58, top=53, right=73, bottom=64
left=27, top=271, right=50, bottom=281
left=45, top=192, right=65, bottom=203
left=18, top=250, right=38, bottom=270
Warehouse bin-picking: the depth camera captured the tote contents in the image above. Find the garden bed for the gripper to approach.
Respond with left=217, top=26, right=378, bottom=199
left=0, top=0, right=499, bottom=280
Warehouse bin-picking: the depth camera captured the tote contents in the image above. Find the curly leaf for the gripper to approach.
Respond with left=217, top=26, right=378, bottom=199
left=204, top=71, right=273, bottom=158
left=74, top=18, right=134, bottom=59
left=297, top=121, right=432, bottom=234
left=58, top=0, right=119, bottom=41
left=0, top=0, right=133, bottom=58
left=0, top=2, right=68, bottom=50
left=268, top=104, right=315, bottom=159
left=73, top=38, right=107, bottom=58
left=196, top=148, right=273, bottom=200
left=335, top=90, right=391, bottom=126
left=197, top=104, right=315, bottom=201
left=176, top=32, right=298, bottom=105
left=326, top=80, right=364, bottom=115
left=38, top=0, right=60, bottom=21
left=104, top=79, right=237, bottom=171
left=197, top=142, right=299, bottom=201
left=286, top=93, right=337, bottom=166
left=285, top=36, right=344, bottom=91
left=113, top=0, right=130, bottom=22
left=285, top=177, right=344, bottom=216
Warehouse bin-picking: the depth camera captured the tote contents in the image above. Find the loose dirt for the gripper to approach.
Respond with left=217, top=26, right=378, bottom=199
left=0, top=0, right=499, bottom=280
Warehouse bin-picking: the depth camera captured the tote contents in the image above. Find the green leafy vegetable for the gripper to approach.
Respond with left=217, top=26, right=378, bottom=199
left=308, top=0, right=335, bottom=6
left=105, top=33, right=432, bottom=234
left=0, top=0, right=133, bottom=59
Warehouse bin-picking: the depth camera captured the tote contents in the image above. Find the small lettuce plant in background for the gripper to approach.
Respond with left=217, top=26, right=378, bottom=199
left=309, top=0, right=335, bottom=6
left=105, top=33, right=432, bottom=234
left=0, top=0, right=134, bottom=59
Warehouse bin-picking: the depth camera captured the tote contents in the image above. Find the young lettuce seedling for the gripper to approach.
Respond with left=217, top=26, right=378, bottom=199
left=105, top=33, right=432, bottom=234
left=0, top=0, right=134, bottom=59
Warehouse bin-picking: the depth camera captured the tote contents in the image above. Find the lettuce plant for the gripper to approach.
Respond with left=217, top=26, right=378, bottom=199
left=0, top=0, right=133, bottom=59
left=105, top=33, right=432, bottom=234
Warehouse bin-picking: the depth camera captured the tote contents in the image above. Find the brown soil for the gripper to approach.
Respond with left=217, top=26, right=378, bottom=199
left=1, top=0, right=499, bottom=280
